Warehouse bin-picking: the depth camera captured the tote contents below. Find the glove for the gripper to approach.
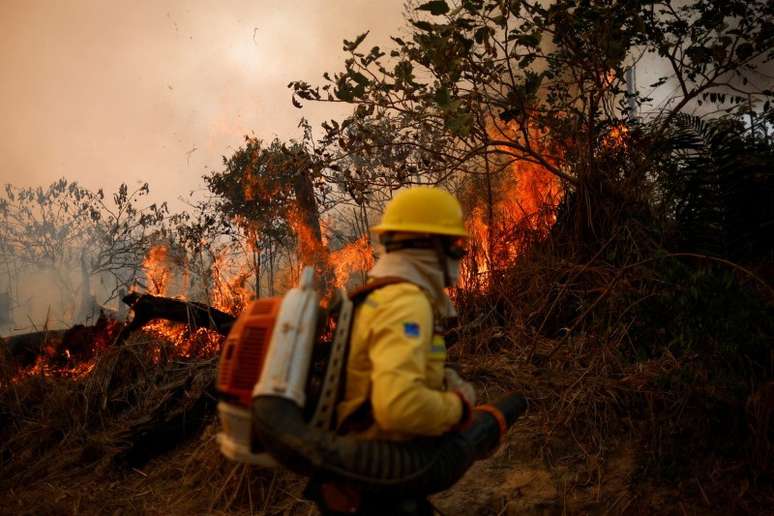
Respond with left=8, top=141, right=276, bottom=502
left=444, top=368, right=476, bottom=430
left=444, top=368, right=476, bottom=408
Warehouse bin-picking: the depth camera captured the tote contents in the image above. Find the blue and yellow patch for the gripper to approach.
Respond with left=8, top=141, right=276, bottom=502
left=430, top=334, right=446, bottom=354
left=429, top=334, right=447, bottom=358
left=403, top=322, right=421, bottom=338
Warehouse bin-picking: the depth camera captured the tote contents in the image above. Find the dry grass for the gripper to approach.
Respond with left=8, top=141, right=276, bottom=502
left=450, top=225, right=774, bottom=514
left=0, top=326, right=320, bottom=515
left=2, top=230, right=772, bottom=514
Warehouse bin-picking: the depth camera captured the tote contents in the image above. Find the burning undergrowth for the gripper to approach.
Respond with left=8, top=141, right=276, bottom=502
left=0, top=120, right=771, bottom=514
left=1, top=327, right=245, bottom=514
left=4, top=314, right=123, bottom=381
left=1, top=331, right=211, bottom=468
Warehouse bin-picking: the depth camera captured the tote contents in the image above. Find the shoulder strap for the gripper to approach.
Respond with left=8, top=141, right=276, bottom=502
left=350, top=276, right=446, bottom=332
left=347, top=276, right=410, bottom=305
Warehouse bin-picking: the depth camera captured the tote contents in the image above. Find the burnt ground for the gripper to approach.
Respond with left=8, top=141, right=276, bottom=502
left=1, top=330, right=770, bottom=515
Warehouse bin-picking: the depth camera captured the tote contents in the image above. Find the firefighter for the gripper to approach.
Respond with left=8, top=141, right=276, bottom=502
left=309, top=186, right=476, bottom=515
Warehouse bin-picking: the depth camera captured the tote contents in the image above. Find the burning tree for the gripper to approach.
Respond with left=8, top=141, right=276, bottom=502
left=203, top=136, right=329, bottom=293
left=199, top=132, right=376, bottom=295
left=290, top=0, right=772, bottom=257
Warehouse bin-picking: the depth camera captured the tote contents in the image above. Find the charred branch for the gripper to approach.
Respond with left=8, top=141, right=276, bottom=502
left=115, top=292, right=236, bottom=345
left=3, top=313, right=121, bottom=367
left=4, top=330, right=67, bottom=367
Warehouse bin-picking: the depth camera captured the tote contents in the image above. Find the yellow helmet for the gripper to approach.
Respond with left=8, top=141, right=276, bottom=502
left=371, top=186, right=468, bottom=237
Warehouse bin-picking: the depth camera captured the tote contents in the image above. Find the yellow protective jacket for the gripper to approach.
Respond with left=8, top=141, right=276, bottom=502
left=335, top=281, right=463, bottom=440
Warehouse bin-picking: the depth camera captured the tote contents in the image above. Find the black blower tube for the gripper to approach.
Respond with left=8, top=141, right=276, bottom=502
left=251, top=392, right=527, bottom=497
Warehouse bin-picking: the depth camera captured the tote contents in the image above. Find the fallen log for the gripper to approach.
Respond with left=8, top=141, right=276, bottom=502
left=3, top=314, right=122, bottom=368
left=115, top=292, right=236, bottom=345
left=3, top=295, right=236, bottom=366
left=4, top=330, right=67, bottom=367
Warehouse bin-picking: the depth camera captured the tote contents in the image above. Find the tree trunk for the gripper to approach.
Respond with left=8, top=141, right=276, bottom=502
left=252, top=243, right=261, bottom=299
left=77, top=250, right=97, bottom=324
left=292, top=168, right=333, bottom=288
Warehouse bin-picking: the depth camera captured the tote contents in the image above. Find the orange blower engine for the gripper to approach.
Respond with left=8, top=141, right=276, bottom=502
left=215, top=267, right=353, bottom=466
left=215, top=295, right=283, bottom=466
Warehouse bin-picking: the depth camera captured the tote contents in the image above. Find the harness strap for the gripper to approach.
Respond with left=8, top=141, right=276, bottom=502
left=347, top=276, right=408, bottom=303
left=309, top=290, right=354, bottom=433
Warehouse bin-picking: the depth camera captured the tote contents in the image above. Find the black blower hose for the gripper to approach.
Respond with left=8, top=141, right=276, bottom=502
left=251, top=392, right=527, bottom=496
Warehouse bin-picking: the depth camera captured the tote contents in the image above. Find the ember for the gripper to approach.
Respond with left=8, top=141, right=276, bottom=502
left=9, top=314, right=123, bottom=382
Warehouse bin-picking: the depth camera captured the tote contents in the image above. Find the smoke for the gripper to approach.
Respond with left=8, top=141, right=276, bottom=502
left=0, top=1, right=405, bottom=211
left=0, top=1, right=405, bottom=334
left=0, top=263, right=119, bottom=335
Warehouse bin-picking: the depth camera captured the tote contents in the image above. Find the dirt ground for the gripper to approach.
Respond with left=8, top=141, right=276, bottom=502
left=0, top=413, right=723, bottom=516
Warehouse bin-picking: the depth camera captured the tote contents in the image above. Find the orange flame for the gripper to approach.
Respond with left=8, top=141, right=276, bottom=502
left=330, top=235, right=374, bottom=289
left=461, top=123, right=563, bottom=290
left=138, top=243, right=227, bottom=359
left=287, top=206, right=329, bottom=272
left=287, top=204, right=376, bottom=290
left=10, top=317, right=122, bottom=383
left=604, top=123, right=629, bottom=148
left=210, top=250, right=252, bottom=314
left=143, top=245, right=172, bottom=295
left=142, top=321, right=222, bottom=362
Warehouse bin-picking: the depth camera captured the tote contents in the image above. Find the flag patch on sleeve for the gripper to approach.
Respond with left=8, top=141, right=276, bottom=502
left=403, top=322, right=421, bottom=338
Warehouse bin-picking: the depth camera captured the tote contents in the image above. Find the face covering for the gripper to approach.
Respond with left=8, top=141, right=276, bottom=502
left=368, top=248, right=457, bottom=318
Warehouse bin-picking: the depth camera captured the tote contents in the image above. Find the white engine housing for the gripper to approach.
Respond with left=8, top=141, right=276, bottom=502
left=252, top=267, right=319, bottom=407
left=216, top=402, right=278, bottom=467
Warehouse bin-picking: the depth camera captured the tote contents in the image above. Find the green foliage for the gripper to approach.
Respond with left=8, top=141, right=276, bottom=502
left=655, top=113, right=774, bottom=261
left=635, top=260, right=773, bottom=365
left=288, top=0, right=772, bottom=247
left=417, top=1, right=451, bottom=16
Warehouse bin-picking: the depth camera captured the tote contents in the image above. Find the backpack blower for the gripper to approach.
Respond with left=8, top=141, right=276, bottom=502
left=216, top=267, right=528, bottom=496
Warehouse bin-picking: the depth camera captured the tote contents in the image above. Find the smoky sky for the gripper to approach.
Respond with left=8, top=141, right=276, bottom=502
left=0, top=1, right=404, bottom=210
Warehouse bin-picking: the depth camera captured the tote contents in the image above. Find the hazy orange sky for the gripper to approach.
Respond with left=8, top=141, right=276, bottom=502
left=0, top=1, right=405, bottom=209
